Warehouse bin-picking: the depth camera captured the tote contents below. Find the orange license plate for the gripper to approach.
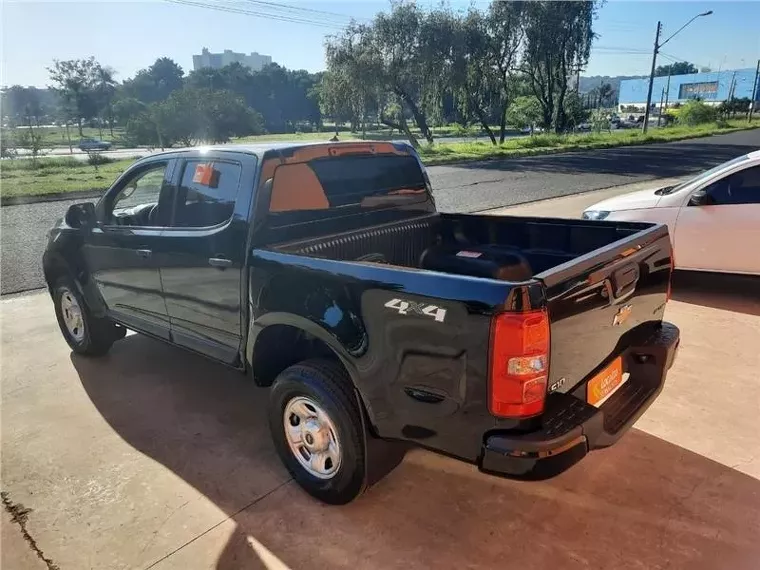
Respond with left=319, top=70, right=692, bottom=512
left=587, top=357, right=625, bottom=407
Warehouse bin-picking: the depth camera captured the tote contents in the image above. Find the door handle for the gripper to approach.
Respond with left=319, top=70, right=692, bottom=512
left=208, top=257, right=233, bottom=268
left=136, top=249, right=152, bottom=258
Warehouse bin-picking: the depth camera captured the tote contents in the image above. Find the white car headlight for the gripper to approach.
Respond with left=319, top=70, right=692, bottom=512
left=582, top=210, right=611, bottom=220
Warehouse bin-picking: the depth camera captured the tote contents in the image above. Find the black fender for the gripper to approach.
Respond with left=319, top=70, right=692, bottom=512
left=246, top=311, right=362, bottom=395
left=247, top=312, right=407, bottom=487
left=43, top=247, right=108, bottom=319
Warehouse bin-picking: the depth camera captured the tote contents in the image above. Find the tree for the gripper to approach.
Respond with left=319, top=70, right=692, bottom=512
left=325, top=3, right=438, bottom=146
left=48, top=57, right=102, bottom=136
left=506, top=95, right=541, bottom=131
left=522, top=1, right=598, bottom=132
left=487, top=0, right=526, bottom=142
left=598, top=82, right=615, bottom=107
left=655, top=61, right=698, bottom=77
left=563, top=92, right=590, bottom=128
left=17, top=125, right=46, bottom=166
left=112, top=97, right=147, bottom=126
left=316, top=68, right=377, bottom=133
left=94, top=65, right=117, bottom=137
left=126, top=88, right=263, bottom=147
left=122, top=57, right=184, bottom=103
left=450, top=9, right=500, bottom=144
left=1, top=86, right=46, bottom=126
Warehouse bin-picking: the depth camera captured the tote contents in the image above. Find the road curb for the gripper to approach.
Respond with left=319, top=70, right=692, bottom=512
left=1, top=189, right=103, bottom=207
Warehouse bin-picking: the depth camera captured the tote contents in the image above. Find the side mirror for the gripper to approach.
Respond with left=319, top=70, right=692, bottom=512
left=65, top=202, right=96, bottom=228
left=688, top=189, right=713, bottom=207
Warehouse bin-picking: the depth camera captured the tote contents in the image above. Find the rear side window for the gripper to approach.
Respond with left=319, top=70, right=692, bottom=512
left=173, top=160, right=242, bottom=227
left=268, top=155, right=428, bottom=218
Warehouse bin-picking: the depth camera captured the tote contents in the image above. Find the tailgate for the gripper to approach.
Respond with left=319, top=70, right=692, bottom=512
left=536, top=223, right=672, bottom=395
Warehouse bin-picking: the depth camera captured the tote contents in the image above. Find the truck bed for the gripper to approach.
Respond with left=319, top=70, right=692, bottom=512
left=273, top=212, right=655, bottom=279
left=270, top=211, right=672, bottom=411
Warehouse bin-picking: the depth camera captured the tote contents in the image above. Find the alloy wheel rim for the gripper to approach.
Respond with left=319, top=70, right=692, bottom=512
left=283, top=396, right=341, bottom=479
left=60, top=288, right=85, bottom=342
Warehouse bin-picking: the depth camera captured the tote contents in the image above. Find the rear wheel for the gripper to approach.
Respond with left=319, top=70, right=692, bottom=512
left=52, top=277, right=119, bottom=356
left=269, top=359, right=366, bottom=505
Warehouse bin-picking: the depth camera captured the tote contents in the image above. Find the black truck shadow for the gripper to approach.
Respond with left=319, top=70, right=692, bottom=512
left=73, top=335, right=760, bottom=570
left=672, top=271, right=760, bottom=316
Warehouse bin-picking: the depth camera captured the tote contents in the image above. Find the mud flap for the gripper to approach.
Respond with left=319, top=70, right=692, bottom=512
left=355, top=391, right=409, bottom=488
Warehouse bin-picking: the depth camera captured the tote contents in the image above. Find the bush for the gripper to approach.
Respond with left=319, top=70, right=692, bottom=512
left=678, top=100, right=718, bottom=126
left=86, top=152, right=114, bottom=166
left=451, top=123, right=477, bottom=137
left=516, top=134, right=563, bottom=148
left=1, top=128, right=18, bottom=159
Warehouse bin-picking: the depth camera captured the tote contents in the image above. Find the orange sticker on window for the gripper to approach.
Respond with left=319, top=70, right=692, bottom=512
left=193, top=163, right=217, bottom=187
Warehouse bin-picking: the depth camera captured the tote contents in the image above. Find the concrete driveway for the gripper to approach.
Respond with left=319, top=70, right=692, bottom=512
left=2, top=191, right=759, bottom=569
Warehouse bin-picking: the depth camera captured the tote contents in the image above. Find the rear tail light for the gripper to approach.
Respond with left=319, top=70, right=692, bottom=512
left=489, top=310, right=550, bottom=418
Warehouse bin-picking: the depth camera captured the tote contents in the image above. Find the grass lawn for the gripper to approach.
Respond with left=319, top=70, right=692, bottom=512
left=1, top=157, right=133, bottom=199
left=2, top=120, right=758, bottom=199
left=419, top=119, right=760, bottom=165
left=9, top=125, right=127, bottom=148
left=231, top=124, right=509, bottom=144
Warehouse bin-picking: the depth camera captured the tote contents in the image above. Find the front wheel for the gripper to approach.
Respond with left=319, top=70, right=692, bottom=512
left=52, top=277, right=119, bottom=356
left=269, top=359, right=366, bottom=505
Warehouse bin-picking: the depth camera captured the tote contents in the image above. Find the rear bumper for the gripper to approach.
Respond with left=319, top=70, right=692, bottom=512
left=479, top=321, right=680, bottom=479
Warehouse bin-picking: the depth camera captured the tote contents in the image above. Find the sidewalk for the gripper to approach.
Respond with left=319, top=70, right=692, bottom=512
left=484, top=176, right=684, bottom=218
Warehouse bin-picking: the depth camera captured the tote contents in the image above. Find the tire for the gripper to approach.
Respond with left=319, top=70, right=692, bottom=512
left=269, top=359, right=366, bottom=505
left=52, top=277, right=117, bottom=356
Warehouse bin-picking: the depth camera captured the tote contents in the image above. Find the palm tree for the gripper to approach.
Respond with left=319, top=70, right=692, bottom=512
left=95, top=65, right=117, bottom=138
left=598, top=83, right=615, bottom=108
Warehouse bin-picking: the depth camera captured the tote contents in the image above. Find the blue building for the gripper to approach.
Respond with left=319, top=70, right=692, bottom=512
left=618, top=68, right=759, bottom=111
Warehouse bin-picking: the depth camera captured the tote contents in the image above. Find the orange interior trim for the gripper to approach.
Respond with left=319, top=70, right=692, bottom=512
left=269, top=163, right=329, bottom=212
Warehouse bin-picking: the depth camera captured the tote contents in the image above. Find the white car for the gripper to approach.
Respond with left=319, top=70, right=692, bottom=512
left=583, top=150, right=760, bottom=275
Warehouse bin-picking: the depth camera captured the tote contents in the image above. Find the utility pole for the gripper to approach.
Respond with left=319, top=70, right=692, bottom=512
left=642, top=10, right=713, bottom=133
left=663, top=70, right=672, bottom=119
left=750, top=59, right=760, bottom=123
left=642, top=21, right=662, bottom=134
left=657, top=88, right=666, bottom=127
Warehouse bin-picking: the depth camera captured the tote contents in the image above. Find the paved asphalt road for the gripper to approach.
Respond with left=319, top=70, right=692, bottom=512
left=3, top=128, right=759, bottom=295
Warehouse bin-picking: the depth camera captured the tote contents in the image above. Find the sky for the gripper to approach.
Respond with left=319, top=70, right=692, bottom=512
left=1, top=0, right=759, bottom=88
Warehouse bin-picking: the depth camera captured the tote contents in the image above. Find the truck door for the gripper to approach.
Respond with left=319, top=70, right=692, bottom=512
left=84, top=159, right=175, bottom=339
left=153, top=155, right=255, bottom=364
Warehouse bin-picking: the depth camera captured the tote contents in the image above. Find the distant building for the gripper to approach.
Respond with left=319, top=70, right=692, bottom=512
left=192, top=48, right=272, bottom=72
left=618, top=68, right=759, bottom=111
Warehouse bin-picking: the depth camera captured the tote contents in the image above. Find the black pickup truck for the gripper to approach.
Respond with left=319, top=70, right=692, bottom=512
left=44, top=141, right=679, bottom=504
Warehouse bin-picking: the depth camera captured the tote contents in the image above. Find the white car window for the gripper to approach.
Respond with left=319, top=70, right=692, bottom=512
left=703, top=165, right=760, bottom=206
left=660, top=154, right=751, bottom=195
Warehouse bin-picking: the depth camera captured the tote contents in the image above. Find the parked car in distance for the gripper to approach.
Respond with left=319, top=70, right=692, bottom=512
left=79, top=137, right=112, bottom=151
left=44, top=141, right=679, bottom=504
left=583, top=150, right=760, bottom=275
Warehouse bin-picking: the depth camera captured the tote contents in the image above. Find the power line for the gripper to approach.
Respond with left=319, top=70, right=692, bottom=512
left=240, top=0, right=366, bottom=22
left=163, top=0, right=348, bottom=30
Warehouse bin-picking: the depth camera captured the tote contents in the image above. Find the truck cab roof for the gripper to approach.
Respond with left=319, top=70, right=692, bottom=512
left=146, top=140, right=417, bottom=162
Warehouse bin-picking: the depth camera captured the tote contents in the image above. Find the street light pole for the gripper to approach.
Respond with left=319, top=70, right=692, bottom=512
left=642, top=10, right=713, bottom=134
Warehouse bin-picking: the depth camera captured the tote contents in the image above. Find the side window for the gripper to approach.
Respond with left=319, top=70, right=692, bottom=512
left=704, top=166, right=760, bottom=206
left=173, top=160, right=242, bottom=227
left=106, top=163, right=168, bottom=227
